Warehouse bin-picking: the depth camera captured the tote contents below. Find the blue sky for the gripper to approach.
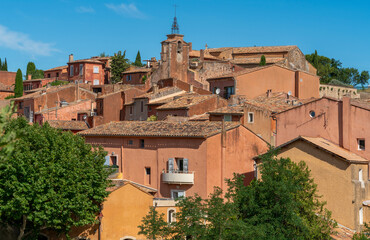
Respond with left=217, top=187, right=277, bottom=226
left=0, top=0, right=369, bottom=75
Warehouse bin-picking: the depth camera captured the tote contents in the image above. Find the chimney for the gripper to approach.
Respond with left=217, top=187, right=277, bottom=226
left=27, top=74, right=32, bottom=80
left=341, top=96, right=351, bottom=150
left=153, top=83, right=159, bottom=94
left=69, top=54, right=74, bottom=62
left=200, top=49, right=204, bottom=62
left=188, top=42, right=192, bottom=52
left=266, top=89, right=271, bottom=98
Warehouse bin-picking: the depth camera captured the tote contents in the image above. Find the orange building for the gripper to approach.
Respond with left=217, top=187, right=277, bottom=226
left=44, top=65, right=68, bottom=80
left=79, top=121, right=268, bottom=199
left=207, top=64, right=319, bottom=100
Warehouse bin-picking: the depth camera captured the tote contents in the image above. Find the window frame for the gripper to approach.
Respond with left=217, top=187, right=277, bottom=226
left=93, top=66, right=99, bottom=74
left=248, top=112, right=254, bottom=123
left=171, top=190, right=185, bottom=199
left=358, top=139, right=365, bottom=151
left=224, top=115, right=232, bottom=122
left=140, top=139, right=145, bottom=148
left=70, top=65, right=74, bottom=77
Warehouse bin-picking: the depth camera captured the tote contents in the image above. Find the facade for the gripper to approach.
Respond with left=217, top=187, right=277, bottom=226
left=23, top=77, right=60, bottom=92
left=13, top=84, right=96, bottom=123
left=274, top=96, right=370, bottom=160
left=208, top=105, right=244, bottom=123
left=121, top=67, right=151, bottom=85
left=67, top=55, right=111, bottom=85
left=0, top=71, right=16, bottom=86
left=44, top=65, right=68, bottom=80
left=79, top=121, right=268, bottom=199
left=207, top=64, right=320, bottom=100
left=270, top=136, right=369, bottom=231
left=156, top=93, right=228, bottom=120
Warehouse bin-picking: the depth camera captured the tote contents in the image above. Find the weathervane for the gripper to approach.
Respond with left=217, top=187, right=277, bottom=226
left=171, top=4, right=180, bottom=34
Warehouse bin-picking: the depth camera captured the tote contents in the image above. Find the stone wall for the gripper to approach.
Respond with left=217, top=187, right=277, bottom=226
left=319, top=84, right=359, bottom=99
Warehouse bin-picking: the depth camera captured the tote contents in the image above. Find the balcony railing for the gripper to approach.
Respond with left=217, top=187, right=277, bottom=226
left=162, top=170, right=194, bottom=184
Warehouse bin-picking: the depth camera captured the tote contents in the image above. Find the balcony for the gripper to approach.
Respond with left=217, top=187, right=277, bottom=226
left=162, top=170, right=194, bottom=184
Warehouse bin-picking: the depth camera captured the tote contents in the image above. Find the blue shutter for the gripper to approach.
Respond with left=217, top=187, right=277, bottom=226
left=183, top=159, right=188, bottom=173
left=168, top=158, right=174, bottom=173
left=104, top=156, right=110, bottom=166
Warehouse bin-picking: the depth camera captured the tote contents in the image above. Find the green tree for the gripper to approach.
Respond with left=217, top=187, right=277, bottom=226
left=0, top=58, right=2, bottom=71
left=358, top=71, right=370, bottom=89
left=259, top=55, right=266, bottom=66
left=0, top=118, right=111, bottom=239
left=99, top=52, right=109, bottom=57
left=353, top=223, right=370, bottom=239
left=138, top=206, right=169, bottom=239
left=26, top=62, right=36, bottom=79
left=14, top=69, right=23, bottom=98
left=32, top=69, right=44, bottom=79
left=110, top=50, right=130, bottom=84
left=133, top=50, right=144, bottom=67
left=3, top=58, right=7, bottom=71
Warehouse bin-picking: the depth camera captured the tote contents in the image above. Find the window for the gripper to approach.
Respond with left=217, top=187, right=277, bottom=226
left=79, top=64, right=83, bottom=76
left=248, top=112, right=254, bottom=123
left=140, top=139, right=145, bottom=148
left=224, top=115, right=232, bottom=122
left=168, top=209, right=176, bottom=223
left=359, top=207, right=364, bottom=225
left=104, top=156, right=110, bottom=166
left=93, top=66, right=99, bottom=73
left=127, top=75, right=131, bottom=81
left=141, top=101, right=144, bottom=112
left=145, top=167, right=151, bottom=185
left=358, top=139, right=365, bottom=151
left=111, top=156, right=117, bottom=166
left=171, top=190, right=185, bottom=199
left=56, top=72, right=59, bottom=78
left=93, top=79, right=100, bottom=85
left=93, top=87, right=102, bottom=93
left=148, top=106, right=152, bottom=111
left=70, top=65, right=74, bottom=77
left=224, top=86, right=234, bottom=99
left=18, top=102, right=23, bottom=109
left=47, top=73, right=51, bottom=78
left=128, top=140, right=133, bottom=145
left=309, top=110, right=316, bottom=118
left=129, top=106, right=133, bottom=115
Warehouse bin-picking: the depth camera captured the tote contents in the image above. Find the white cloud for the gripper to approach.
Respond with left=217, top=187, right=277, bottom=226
left=0, top=25, right=59, bottom=56
left=76, top=6, right=95, bottom=13
left=105, top=3, right=145, bottom=19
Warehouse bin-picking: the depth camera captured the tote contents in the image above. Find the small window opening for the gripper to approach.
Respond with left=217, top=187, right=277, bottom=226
left=358, top=139, right=365, bottom=151
left=309, top=110, right=316, bottom=118
left=140, top=139, right=145, bottom=148
left=248, top=112, right=254, bottom=123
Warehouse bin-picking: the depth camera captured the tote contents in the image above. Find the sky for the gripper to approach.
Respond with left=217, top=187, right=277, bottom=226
left=0, top=0, right=369, bottom=76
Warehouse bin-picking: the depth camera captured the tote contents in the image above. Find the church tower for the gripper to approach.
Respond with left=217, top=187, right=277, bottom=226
left=158, top=9, right=191, bottom=82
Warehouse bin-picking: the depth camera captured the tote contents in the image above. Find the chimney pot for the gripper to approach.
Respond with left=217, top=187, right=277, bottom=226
left=69, top=54, right=74, bottom=62
left=27, top=74, right=32, bottom=80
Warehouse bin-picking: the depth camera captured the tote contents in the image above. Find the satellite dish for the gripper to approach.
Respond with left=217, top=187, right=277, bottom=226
left=288, top=91, right=292, bottom=96
left=215, top=88, right=221, bottom=94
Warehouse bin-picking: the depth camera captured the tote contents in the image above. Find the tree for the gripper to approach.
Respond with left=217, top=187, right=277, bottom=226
left=0, top=58, right=2, bottom=71
left=0, top=118, right=111, bottom=239
left=110, top=50, right=130, bottom=84
left=14, top=69, right=23, bottom=98
left=3, top=58, right=7, bottom=71
left=26, top=62, right=36, bottom=79
left=99, top=52, right=109, bottom=57
left=259, top=55, right=266, bottom=66
left=358, top=71, right=370, bottom=89
left=138, top=206, right=169, bottom=239
left=32, top=69, right=44, bottom=79
left=134, top=50, right=144, bottom=67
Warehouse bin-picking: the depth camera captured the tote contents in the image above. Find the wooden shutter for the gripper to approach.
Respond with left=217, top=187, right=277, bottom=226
left=183, top=158, right=188, bottom=173
left=168, top=158, right=174, bottom=173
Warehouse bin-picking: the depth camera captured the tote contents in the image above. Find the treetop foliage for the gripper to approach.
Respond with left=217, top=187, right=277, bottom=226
left=306, top=51, right=369, bottom=88
left=110, top=50, right=130, bottom=84
left=14, top=68, right=23, bottom=98
left=133, top=50, right=144, bottom=67
left=0, top=117, right=111, bottom=239
left=259, top=55, right=266, bottom=66
left=26, top=62, right=44, bottom=79
left=0, top=58, right=8, bottom=71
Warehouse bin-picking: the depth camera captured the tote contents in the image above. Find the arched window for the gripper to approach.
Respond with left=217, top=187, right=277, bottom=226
left=177, top=41, right=182, bottom=53
left=168, top=208, right=176, bottom=223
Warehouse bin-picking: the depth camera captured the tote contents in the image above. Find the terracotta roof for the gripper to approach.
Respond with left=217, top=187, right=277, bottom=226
left=156, top=94, right=215, bottom=110
left=79, top=121, right=240, bottom=138
left=47, top=120, right=89, bottom=131
left=208, top=105, right=244, bottom=115
left=135, top=87, right=184, bottom=101
left=230, top=57, right=285, bottom=65
left=96, top=86, right=134, bottom=99
left=189, top=113, right=210, bottom=121
left=243, top=92, right=312, bottom=113
left=351, top=98, right=370, bottom=111
left=206, top=47, right=233, bottom=53
left=280, top=136, right=369, bottom=163
left=35, top=99, right=92, bottom=114
left=69, top=59, right=104, bottom=64
left=122, top=67, right=151, bottom=74
left=232, top=45, right=297, bottom=54
left=0, top=82, right=14, bottom=91
left=108, top=179, right=157, bottom=194
left=189, top=50, right=219, bottom=60
left=44, top=65, right=68, bottom=72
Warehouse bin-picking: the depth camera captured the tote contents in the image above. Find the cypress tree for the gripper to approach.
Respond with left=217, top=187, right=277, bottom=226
left=14, top=69, right=23, bottom=98
left=0, top=58, right=2, bottom=71
left=133, top=50, right=143, bottom=67
left=3, top=58, right=7, bottom=71
left=259, top=55, right=266, bottom=66
left=314, top=50, right=318, bottom=69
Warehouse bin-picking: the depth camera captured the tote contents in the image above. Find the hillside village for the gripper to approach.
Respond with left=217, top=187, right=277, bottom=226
left=0, top=17, right=369, bottom=240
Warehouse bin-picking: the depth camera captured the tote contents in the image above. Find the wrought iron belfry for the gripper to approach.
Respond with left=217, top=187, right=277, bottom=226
left=171, top=4, right=179, bottom=34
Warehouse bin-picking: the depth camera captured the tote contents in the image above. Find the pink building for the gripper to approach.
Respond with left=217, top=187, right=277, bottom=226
left=79, top=121, right=268, bottom=199
left=275, top=96, right=370, bottom=160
